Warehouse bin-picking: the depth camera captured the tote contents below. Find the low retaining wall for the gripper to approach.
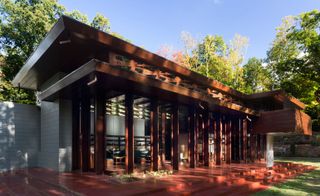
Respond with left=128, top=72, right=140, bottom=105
left=0, top=102, right=40, bottom=172
left=274, top=144, right=320, bottom=157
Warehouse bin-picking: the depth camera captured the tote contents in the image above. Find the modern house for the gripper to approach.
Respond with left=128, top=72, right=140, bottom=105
left=1, top=15, right=312, bottom=174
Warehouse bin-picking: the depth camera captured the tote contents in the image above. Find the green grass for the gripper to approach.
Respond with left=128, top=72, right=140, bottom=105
left=253, top=157, right=320, bottom=196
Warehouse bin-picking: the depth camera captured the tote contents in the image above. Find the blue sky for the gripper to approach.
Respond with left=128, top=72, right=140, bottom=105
left=58, top=0, right=319, bottom=61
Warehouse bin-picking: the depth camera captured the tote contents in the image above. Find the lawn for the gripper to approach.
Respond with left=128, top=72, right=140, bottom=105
left=254, top=157, right=320, bottom=196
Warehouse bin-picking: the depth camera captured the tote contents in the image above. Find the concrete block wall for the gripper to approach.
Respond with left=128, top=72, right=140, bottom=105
left=38, top=100, right=73, bottom=172
left=38, top=101, right=60, bottom=170
left=59, top=100, right=72, bottom=172
left=0, top=102, right=40, bottom=172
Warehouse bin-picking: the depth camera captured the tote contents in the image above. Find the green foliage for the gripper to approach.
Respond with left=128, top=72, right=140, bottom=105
left=188, top=35, right=231, bottom=85
left=65, top=10, right=89, bottom=24
left=182, top=33, right=264, bottom=92
left=267, top=10, right=320, bottom=131
left=242, top=57, right=271, bottom=94
left=0, top=0, right=124, bottom=104
left=91, top=13, right=110, bottom=33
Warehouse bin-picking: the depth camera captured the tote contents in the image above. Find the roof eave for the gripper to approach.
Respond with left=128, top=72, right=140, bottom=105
left=12, top=16, right=67, bottom=89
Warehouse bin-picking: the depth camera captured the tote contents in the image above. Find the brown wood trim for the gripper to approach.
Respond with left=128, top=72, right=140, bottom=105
left=252, top=108, right=312, bottom=135
left=125, top=94, right=134, bottom=174
left=94, top=92, right=106, bottom=174
left=62, top=16, right=245, bottom=100
left=245, top=90, right=305, bottom=110
left=225, top=117, right=231, bottom=164
left=95, top=62, right=258, bottom=116
left=242, top=119, right=248, bottom=163
left=172, top=105, right=179, bottom=171
left=81, top=95, right=90, bottom=172
left=188, top=106, right=196, bottom=168
left=203, top=111, right=209, bottom=167
left=215, top=114, right=221, bottom=165
left=161, top=112, right=166, bottom=165
left=15, top=16, right=306, bottom=112
left=150, top=100, right=159, bottom=171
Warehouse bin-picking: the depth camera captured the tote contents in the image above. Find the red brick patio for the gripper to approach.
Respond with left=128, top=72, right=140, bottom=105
left=0, top=162, right=315, bottom=196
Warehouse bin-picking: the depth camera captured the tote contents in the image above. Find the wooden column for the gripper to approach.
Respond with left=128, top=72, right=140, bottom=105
left=150, top=100, right=159, bottom=171
left=172, top=105, right=179, bottom=171
left=161, top=112, right=166, bottom=165
left=188, top=106, right=196, bottom=168
left=94, top=92, right=106, bottom=174
left=235, top=118, right=240, bottom=162
left=239, top=118, right=243, bottom=161
left=257, top=134, right=261, bottom=161
left=215, top=114, right=221, bottom=165
left=125, top=94, right=134, bottom=174
left=242, top=119, right=248, bottom=163
left=81, top=95, right=90, bottom=172
left=225, top=117, right=232, bottom=164
left=195, top=112, right=199, bottom=166
left=263, top=134, right=267, bottom=159
left=250, top=134, right=256, bottom=162
left=203, top=111, right=209, bottom=167
left=72, top=98, right=80, bottom=171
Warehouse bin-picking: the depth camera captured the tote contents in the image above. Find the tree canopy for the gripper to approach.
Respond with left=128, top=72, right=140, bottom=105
left=0, top=0, right=121, bottom=104
left=266, top=10, right=320, bottom=130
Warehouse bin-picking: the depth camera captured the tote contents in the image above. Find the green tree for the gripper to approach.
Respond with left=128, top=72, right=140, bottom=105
left=242, top=57, right=271, bottom=94
left=0, top=0, right=120, bottom=104
left=91, top=13, right=110, bottom=33
left=65, top=10, right=89, bottom=24
left=267, top=11, right=320, bottom=131
left=180, top=33, right=249, bottom=90
left=227, top=34, right=249, bottom=91
left=187, top=35, right=232, bottom=85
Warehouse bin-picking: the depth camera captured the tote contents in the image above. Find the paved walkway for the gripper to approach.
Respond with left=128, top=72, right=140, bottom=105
left=0, top=162, right=315, bottom=196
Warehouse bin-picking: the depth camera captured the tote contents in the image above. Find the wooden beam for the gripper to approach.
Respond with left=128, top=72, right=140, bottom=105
left=150, top=100, right=159, bottom=171
left=94, top=92, right=106, bottom=174
left=215, top=114, right=221, bottom=165
left=172, top=105, right=179, bottom=171
left=125, top=94, right=134, bottom=174
left=203, top=111, right=209, bottom=167
left=81, top=95, right=90, bottom=172
left=96, top=63, right=258, bottom=116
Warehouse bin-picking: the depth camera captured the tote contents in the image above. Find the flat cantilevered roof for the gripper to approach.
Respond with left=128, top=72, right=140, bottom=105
left=12, top=15, right=305, bottom=113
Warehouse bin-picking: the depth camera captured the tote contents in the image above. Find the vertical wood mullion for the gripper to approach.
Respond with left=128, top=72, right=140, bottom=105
left=125, top=94, right=134, bottom=174
left=94, top=92, right=106, bottom=174
left=150, top=100, right=159, bottom=171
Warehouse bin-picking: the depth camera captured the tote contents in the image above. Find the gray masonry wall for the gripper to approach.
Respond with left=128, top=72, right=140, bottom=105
left=38, top=101, right=60, bottom=171
left=0, top=102, right=40, bottom=172
left=38, top=100, right=73, bottom=172
left=59, top=100, right=72, bottom=172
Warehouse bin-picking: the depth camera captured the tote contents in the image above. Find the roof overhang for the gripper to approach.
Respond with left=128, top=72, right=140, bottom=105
left=39, top=59, right=258, bottom=116
left=12, top=15, right=306, bottom=113
left=12, top=15, right=244, bottom=100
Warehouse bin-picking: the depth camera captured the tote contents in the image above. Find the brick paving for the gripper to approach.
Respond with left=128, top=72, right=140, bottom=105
left=0, top=162, right=315, bottom=196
